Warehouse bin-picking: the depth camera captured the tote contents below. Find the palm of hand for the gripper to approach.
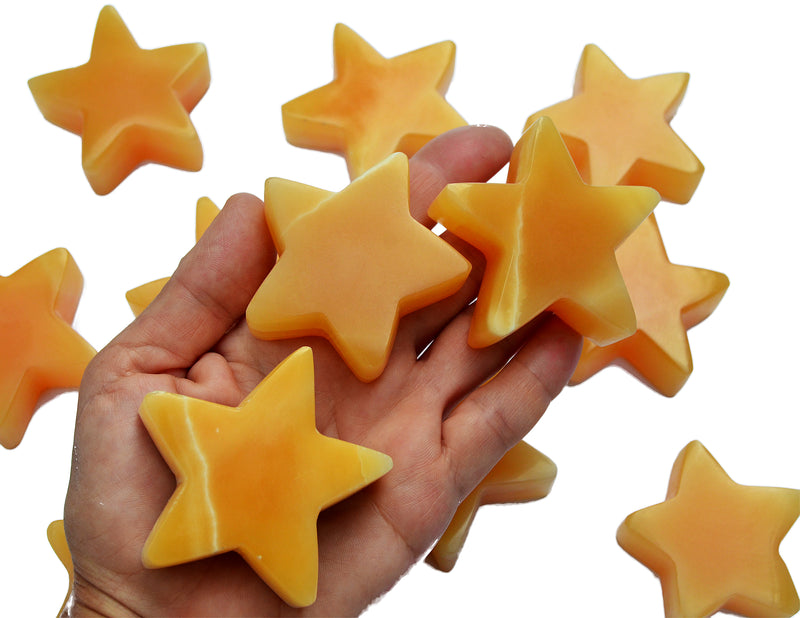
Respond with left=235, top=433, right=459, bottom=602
left=64, top=127, right=581, bottom=616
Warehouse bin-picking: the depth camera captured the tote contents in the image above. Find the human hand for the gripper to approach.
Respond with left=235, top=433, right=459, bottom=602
left=63, top=125, right=581, bottom=616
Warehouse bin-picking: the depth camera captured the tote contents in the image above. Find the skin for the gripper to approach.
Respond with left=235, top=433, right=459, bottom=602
left=64, top=125, right=582, bottom=616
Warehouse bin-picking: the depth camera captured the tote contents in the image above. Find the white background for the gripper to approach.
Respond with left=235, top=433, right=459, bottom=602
left=2, top=1, right=798, bottom=616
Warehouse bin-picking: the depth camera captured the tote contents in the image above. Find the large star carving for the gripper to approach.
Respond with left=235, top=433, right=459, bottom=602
left=140, top=347, right=393, bottom=608
left=618, top=441, right=800, bottom=617
left=0, top=248, right=96, bottom=449
left=570, top=214, right=729, bottom=396
left=246, top=153, right=471, bottom=382
left=428, top=116, right=659, bottom=348
left=28, top=5, right=209, bottom=194
left=526, top=44, right=703, bottom=204
left=282, top=23, right=466, bottom=179
left=126, top=197, right=220, bottom=316
left=426, top=441, right=556, bottom=572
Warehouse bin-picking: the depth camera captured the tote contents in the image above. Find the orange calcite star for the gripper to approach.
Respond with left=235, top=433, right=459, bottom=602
left=618, top=441, right=800, bottom=617
left=140, top=347, right=393, bottom=608
left=282, top=23, right=467, bottom=179
left=28, top=5, right=210, bottom=195
left=570, top=214, right=729, bottom=396
left=525, top=44, right=703, bottom=204
left=0, top=248, right=96, bottom=449
left=47, top=520, right=74, bottom=616
left=428, top=116, right=659, bottom=348
left=247, top=153, right=471, bottom=381
left=126, top=197, right=220, bottom=316
left=426, top=441, right=556, bottom=572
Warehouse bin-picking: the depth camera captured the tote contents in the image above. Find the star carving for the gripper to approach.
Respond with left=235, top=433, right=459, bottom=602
left=428, top=116, right=659, bottom=348
left=570, top=214, right=729, bottom=396
left=246, top=153, right=471, bottom=381
left=526, top=44, right=703, bottom=204
left=0, top=248, right=96, bottom=449
left=28, top=5, right=209, bottom=194
left=426, top=441, right=556, bottom=572
left=282, top=23, right=466, bottom=179
left=140, top=347, right=393, bottom=607
left=618, top=441, right=800, bottom=617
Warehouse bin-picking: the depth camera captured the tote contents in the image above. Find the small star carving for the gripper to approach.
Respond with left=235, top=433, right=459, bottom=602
left=426, top=441, right=556, bottom=572
left=428, top=116, right=659, bottom=348
left=247, top=153, right=471, bottom=381
left=526, top=44, right=703, bottom=204
left=28, top=5, right=209, bottom=194
left=282, top=23, right=466, bottom=179
left=618, top=441, right=800, bottom=617
left=570, top=214, right=729, bottom=396
left=140, top=347, right=393, bottom=607
left=0, top=248, right=95, bottom=449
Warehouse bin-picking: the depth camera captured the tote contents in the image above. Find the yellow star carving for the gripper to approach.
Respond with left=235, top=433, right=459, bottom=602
left=426, top=441, right=556, bottom=572
left=28, top=5, right=209, bottom=195
left=0, top=248, right=96, bottom=449
left=428, top=116, right=659, bottom=348
left=570, top=214, right=729, bottom=396
left=126, top=197, right=220, bottom=316
left=140, top=347, right=393, bottom=608
left=618, top=441, right=800, bottom=617
left=247, top=153, right=471, bottom=382
left=526, top=44, right=703, bottom=204
left=282, top=23, right=466, bottom=179
left=47, top=520, right=74, bottom=617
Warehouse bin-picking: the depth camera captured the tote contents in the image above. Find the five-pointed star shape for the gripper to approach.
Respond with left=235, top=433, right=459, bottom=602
left=140, top=347, right=393, bottom=608
left=428, top=116, right=659, bottom=348
left=282, top=23, right=467, bottom=179
left=525, top=44, right=703, bottom=204
left=126, top=197, right=220, bottom=316
left=47, top=520, right=74, bottom=617
left=570, top=214, right=729, bottom=396
left=28, top=5, right=209, bottom=195
left=0, top=248, right=96, bottom=449
left=246, top=152, right=471, bottom=382
left=618, top=441, right=800, bottom=617
left=426, top=441, right=556, bottom=572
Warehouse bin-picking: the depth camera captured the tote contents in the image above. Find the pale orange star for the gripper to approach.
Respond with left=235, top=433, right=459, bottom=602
left=618, top=441, right=800, bottom=617
left=28, top=5, right=209, bottom=194
left=126, top=197, right=220, bottom=316
left=426, top=441, right=556, bottom=572
left=526, top=44, right=703, bottom=204
left=282, top=23, right=466, bottom=179
left=0, top=248, right=96, bottom=449
left=140, top=347, right=393, bottom=608
left=247, top=153, right=471, bottom=382
left=428, top=116, right=659, bottom=348
left=570, top=214, right=729, bottom=396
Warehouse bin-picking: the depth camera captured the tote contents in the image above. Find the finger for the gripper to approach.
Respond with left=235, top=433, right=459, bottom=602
left=392, top=125, right=512, bottom=358
left=408, top=124, right=512, bottom=227
left=113, top=193, right=276, bottom=373
left=441, top=315, right=581, bottom=499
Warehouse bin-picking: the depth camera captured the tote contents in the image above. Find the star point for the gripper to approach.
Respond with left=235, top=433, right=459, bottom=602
left=526, top=44, right=702, bottom=203
left=0, top=248, right=96, bottom=449
left=247, top=153, right=471, bottom=381
left=570, top=214, right=729, bottom=396
left=282, top=23, right=466, bottom=179
left=28, top=5, right=210, bottom=194
left=618, top=441, right=800, bottom=617
left=140, top=347, right=393, bottom=607
left=426, top=441, right=556, bottom=572
left=428, top=116, right=659, bottom=348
